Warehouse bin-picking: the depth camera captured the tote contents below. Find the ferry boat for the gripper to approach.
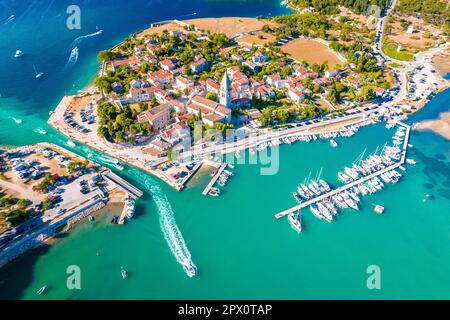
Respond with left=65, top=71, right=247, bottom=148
left=121, top=267, right=128, bottom=279
left=36, top=285, right=47, bottom=295
left=14, top=49, right=23, bottom=58
left=330, top=139, right=338, bottom=148
left=184, top=262, right=197, bottom=277
left=288, top=211, right=302, bottom=233
left=310, top=203, right=323, bottom=220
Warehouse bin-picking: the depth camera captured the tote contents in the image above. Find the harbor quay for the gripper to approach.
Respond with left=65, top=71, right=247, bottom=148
left=0, top=143, right=142, bottom=268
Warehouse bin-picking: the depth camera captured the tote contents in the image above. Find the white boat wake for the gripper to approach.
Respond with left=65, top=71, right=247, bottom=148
left=10, top=117, right=22, bottom=124
left=142, top=178, right=196, bottom=277
left=66, top=46, right=79, bottom=66
left=71, top=29, right=103, bottom=47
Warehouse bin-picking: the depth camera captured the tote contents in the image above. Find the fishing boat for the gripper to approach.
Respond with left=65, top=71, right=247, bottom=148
left=121, top=267, right=128, bottom=279
left=330, top=139, right=338, bottom=147
left=33, top=64, right=44, bottom=79
left=36, top=285, right=47, bottom=295
left=14, top=49, right=23, bottom=58
left=288, top=211, right=302, bottom=233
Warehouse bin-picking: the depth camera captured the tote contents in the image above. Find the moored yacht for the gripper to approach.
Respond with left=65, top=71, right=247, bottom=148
left=310, top=203, right=323, bottom=220
left=317, top=202, right=333, bottom=222
left=288, top=211, right=302, bottom=233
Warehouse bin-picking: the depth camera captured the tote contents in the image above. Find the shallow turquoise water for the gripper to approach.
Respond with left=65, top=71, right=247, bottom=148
left=0, top=0, right=449, bottom=300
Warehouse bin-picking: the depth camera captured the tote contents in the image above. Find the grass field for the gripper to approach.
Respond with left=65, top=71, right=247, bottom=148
left=381, top=42, right=414, bottom=62
left=281, top=38, right=343, bottom=68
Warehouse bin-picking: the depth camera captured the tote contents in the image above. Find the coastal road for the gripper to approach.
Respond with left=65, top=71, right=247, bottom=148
left=178, top=111, right=375, bottom=161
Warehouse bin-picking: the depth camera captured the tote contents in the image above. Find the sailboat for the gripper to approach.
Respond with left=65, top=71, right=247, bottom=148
left=33, top=64, right=44, bottom=79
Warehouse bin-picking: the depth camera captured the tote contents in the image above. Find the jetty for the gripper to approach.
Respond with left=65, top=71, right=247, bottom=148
left=103, top=170, right=143, bottom=200
left=202, top=163, right=228, bottom=195
left=275, top=122, right=411, bottom=219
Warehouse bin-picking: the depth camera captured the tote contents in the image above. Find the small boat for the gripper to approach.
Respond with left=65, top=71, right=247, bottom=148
left=14, top=118, right=23, bottom=124
left=111, top=216, right=119, bottom=224
left=36, top=286, right=47, bottom=295
left=37, top=128, right=47, bottom=135
left=125, top=199, right=135, bottom=219
left=33, top=64, right=44, bottom=79
left=288, top=211, right=302, bottom=233
left=14, top=50, right=23, bottom=58
left=67, top=140, right=76, bottom=148
left=292, top=192, right=302, bottom=203
left=228, top=164, right=235, bottom=169
left=406, top=158, right=416, bottom=165
left=330, top=139, right=338, bottom=148
left=121, top=267, right=128, bottom=279
left=49, top=110, right=54, bottom=115
left=374, top=205, right=385, bottom=214
left=184, top=262, right=197, bottom=277
left=114, top=160, right=124, bottom=170
left=88, top=216, right=95, bottom=222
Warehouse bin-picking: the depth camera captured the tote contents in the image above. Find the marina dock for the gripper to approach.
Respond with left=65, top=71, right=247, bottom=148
left=103, top=170, right=143, bottom=200
left=275, top=122, right=410, bottom=219
left=202, top=163, right=228, bottom=196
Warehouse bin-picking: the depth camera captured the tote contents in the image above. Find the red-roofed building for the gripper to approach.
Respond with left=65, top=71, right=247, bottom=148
left=206, top=79, right=220, bottom=93
left=191, top=58, right=209, bottom=73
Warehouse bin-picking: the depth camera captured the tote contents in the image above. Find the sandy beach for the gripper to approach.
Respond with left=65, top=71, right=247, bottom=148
left=415, top=112, right=450, bottom=140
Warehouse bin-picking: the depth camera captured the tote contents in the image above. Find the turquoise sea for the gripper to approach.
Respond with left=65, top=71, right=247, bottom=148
left=0, top=0, right=449, bottom=299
